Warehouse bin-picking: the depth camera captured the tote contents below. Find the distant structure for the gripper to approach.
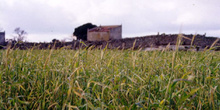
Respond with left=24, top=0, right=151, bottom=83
left=87, top=25, right=122, bottom=41
left=0, top=31, right=5, bottom=45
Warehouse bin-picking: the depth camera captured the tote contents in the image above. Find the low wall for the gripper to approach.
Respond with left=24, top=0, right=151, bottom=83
left=2, top=34, right=220, bottom=50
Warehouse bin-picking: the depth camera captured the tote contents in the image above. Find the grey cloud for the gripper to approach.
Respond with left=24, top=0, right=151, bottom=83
left=1, top=0, right=77, bottom=34
left=1, top=0, right=219, bottom=42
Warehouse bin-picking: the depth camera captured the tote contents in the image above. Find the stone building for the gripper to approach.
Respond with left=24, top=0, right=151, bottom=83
left=87, top=25, right=122, bottom=41
left=0, top=31, right=5, bottom=45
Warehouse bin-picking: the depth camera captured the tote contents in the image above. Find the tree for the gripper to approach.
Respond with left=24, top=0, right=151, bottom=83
left=14, top=27, right=27, bottom=42
left=52, top=39, right=60, bottom=43
left=73, top=23, right=97, bottom=41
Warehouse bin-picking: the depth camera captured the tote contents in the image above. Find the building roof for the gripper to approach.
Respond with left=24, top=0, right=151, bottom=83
left=88, top=25, right=121, bottom=32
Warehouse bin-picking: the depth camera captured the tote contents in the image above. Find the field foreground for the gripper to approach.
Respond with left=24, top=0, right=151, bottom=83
left=0, top=48, right=220, bottom=109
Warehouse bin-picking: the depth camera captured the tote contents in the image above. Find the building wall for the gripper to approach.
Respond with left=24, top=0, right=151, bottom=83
left=88, top=32, right=110, bottom=41
left=0, top=32, right=5, bottom=45
left=87, top=25, right=122, bottom=41
left=109, top=26, right=122, bottom=40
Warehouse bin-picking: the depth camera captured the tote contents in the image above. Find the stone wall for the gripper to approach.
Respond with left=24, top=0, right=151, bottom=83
left=2, top=34, right=220, bottom=51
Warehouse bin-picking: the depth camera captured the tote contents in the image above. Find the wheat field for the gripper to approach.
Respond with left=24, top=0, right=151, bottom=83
left=0, top=47, right=219, bottom=109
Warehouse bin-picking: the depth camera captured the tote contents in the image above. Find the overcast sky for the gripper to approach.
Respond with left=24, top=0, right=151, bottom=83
left=0, top=0, right=220, bottom=42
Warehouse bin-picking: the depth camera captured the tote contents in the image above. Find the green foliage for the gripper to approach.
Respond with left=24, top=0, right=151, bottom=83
left=0, top=48, right=219, bottom=109
left=73, top=23, right=97, bottom=41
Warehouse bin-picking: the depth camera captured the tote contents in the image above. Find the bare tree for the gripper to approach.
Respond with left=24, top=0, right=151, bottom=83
left=14, top=27, right=27, bottom=42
